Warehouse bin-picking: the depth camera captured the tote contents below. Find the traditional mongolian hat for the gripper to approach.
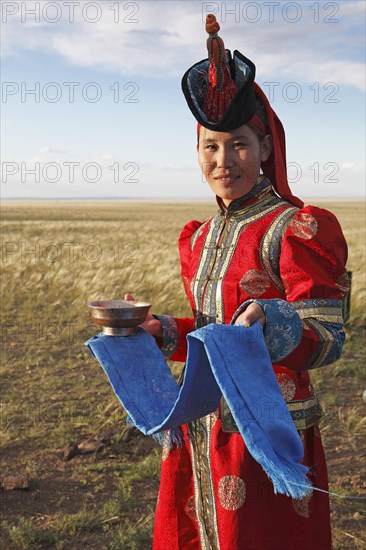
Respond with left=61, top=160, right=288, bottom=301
left=181, top=14, right=304, bottom=208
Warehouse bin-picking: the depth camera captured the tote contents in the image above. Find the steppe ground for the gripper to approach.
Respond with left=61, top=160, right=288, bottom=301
left=1, top=199, right=365, bottom=549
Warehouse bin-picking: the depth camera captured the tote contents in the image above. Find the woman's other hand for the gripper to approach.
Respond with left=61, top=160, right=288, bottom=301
left=124, top=293, right=163, bottom=337
left=235, top=302, right=265, bottom=328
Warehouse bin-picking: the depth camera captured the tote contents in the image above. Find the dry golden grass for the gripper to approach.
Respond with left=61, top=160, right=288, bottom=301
left=2, top=199, right=364, bottom=321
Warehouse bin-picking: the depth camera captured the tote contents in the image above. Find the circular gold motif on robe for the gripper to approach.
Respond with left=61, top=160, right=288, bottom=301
left=218, top=475, right=246, bottom=510
left=292, top=491, right=313, bottom=518
left=335, top=271, right=351, bottom=297
left=186, top=495, right=196, bottom=521
left=240, top=269, right=271, bottom=297
left=290, top=213, right=318, bottom=240
left=276, top=373, right=296, bottom=402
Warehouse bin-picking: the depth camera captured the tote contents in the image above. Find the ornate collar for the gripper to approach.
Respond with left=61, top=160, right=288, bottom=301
left=216, top=176, right=276, bottom=215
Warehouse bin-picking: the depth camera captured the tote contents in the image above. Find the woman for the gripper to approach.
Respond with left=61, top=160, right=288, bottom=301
left=126, top=15, right=349, bottom=550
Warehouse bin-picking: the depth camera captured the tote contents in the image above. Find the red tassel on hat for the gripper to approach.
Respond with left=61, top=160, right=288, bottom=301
left=201, top=15, right=238, bottom=122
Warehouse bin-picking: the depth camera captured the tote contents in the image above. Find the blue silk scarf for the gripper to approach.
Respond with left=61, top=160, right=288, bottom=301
left=84, top=322, right=312, bottom=499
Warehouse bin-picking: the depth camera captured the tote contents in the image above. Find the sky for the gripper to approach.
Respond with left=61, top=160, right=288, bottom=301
left=1, top=0, right=365, bottom=199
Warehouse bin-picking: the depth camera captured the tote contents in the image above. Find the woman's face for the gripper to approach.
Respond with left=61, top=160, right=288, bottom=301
left=197, top=124, right=272, bottom=206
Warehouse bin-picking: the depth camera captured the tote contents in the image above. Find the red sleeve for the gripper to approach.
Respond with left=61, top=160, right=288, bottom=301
left=167, top=220, right=205, bottom=363
left=276, top=205, right=349, bottom=370
left=169, top=318, right=196, bottom=362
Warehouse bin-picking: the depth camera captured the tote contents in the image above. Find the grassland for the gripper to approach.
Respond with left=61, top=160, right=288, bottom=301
left=0, top=199, right=365, bottom=549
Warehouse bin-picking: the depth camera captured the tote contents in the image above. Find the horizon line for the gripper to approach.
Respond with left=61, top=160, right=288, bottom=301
left=1, top=196, right=365, bottom=202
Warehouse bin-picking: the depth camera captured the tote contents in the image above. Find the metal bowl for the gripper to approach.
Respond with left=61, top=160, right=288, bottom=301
left=88, top=299, right=152, bottom=336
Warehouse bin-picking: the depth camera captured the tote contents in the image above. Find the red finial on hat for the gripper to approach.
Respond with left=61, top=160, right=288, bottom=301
left=201, top=14, right=238, bottom=122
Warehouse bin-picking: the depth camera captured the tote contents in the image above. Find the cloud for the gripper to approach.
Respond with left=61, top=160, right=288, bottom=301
left=39, top=147, right=67, bottom=155
left=156, top=163, right=192, bottom=171
left=28, top=152, right=115, bottom=168
left=2, top=1, right=365, bottom=90
left=340, top=1, right=366, bottom=18
left=340, top=162, right=365, bottom=171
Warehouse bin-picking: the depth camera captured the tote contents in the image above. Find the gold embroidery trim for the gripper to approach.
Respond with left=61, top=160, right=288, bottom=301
left=261, top=206, right=298, bottom=292
left=294, top=306, right=343, bottom=324
left=286, top=394, right=323, bottom=429
left=188, top=416, right=221, bottom=550
left=305, top=318, right=336, bottom=369
left=192, top=220, right=218, bottom=317
left=212, top=201, right=286, bottom=322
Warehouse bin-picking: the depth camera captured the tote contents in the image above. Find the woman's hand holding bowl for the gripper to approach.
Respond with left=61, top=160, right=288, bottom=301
left=124, top=293, right=163, bottom=338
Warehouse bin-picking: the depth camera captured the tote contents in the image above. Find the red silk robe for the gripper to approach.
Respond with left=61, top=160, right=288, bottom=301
left=153, top=177, right=349, bottom=550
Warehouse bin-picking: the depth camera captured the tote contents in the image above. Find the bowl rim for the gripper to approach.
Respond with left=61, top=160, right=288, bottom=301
left=88, top=299, right=152, bottom=310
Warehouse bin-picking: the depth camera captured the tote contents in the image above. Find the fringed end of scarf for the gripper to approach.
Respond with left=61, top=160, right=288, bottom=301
left=125, top=416, right=184, bottom=449
left=253, top=445, right=313, bottom=499
left=152, top=427, right=184, bottom=449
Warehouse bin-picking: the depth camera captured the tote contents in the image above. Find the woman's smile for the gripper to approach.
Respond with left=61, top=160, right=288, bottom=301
left=197, top=124, right=272, bottom=206
left=214, top=173, right=241, bottom=185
